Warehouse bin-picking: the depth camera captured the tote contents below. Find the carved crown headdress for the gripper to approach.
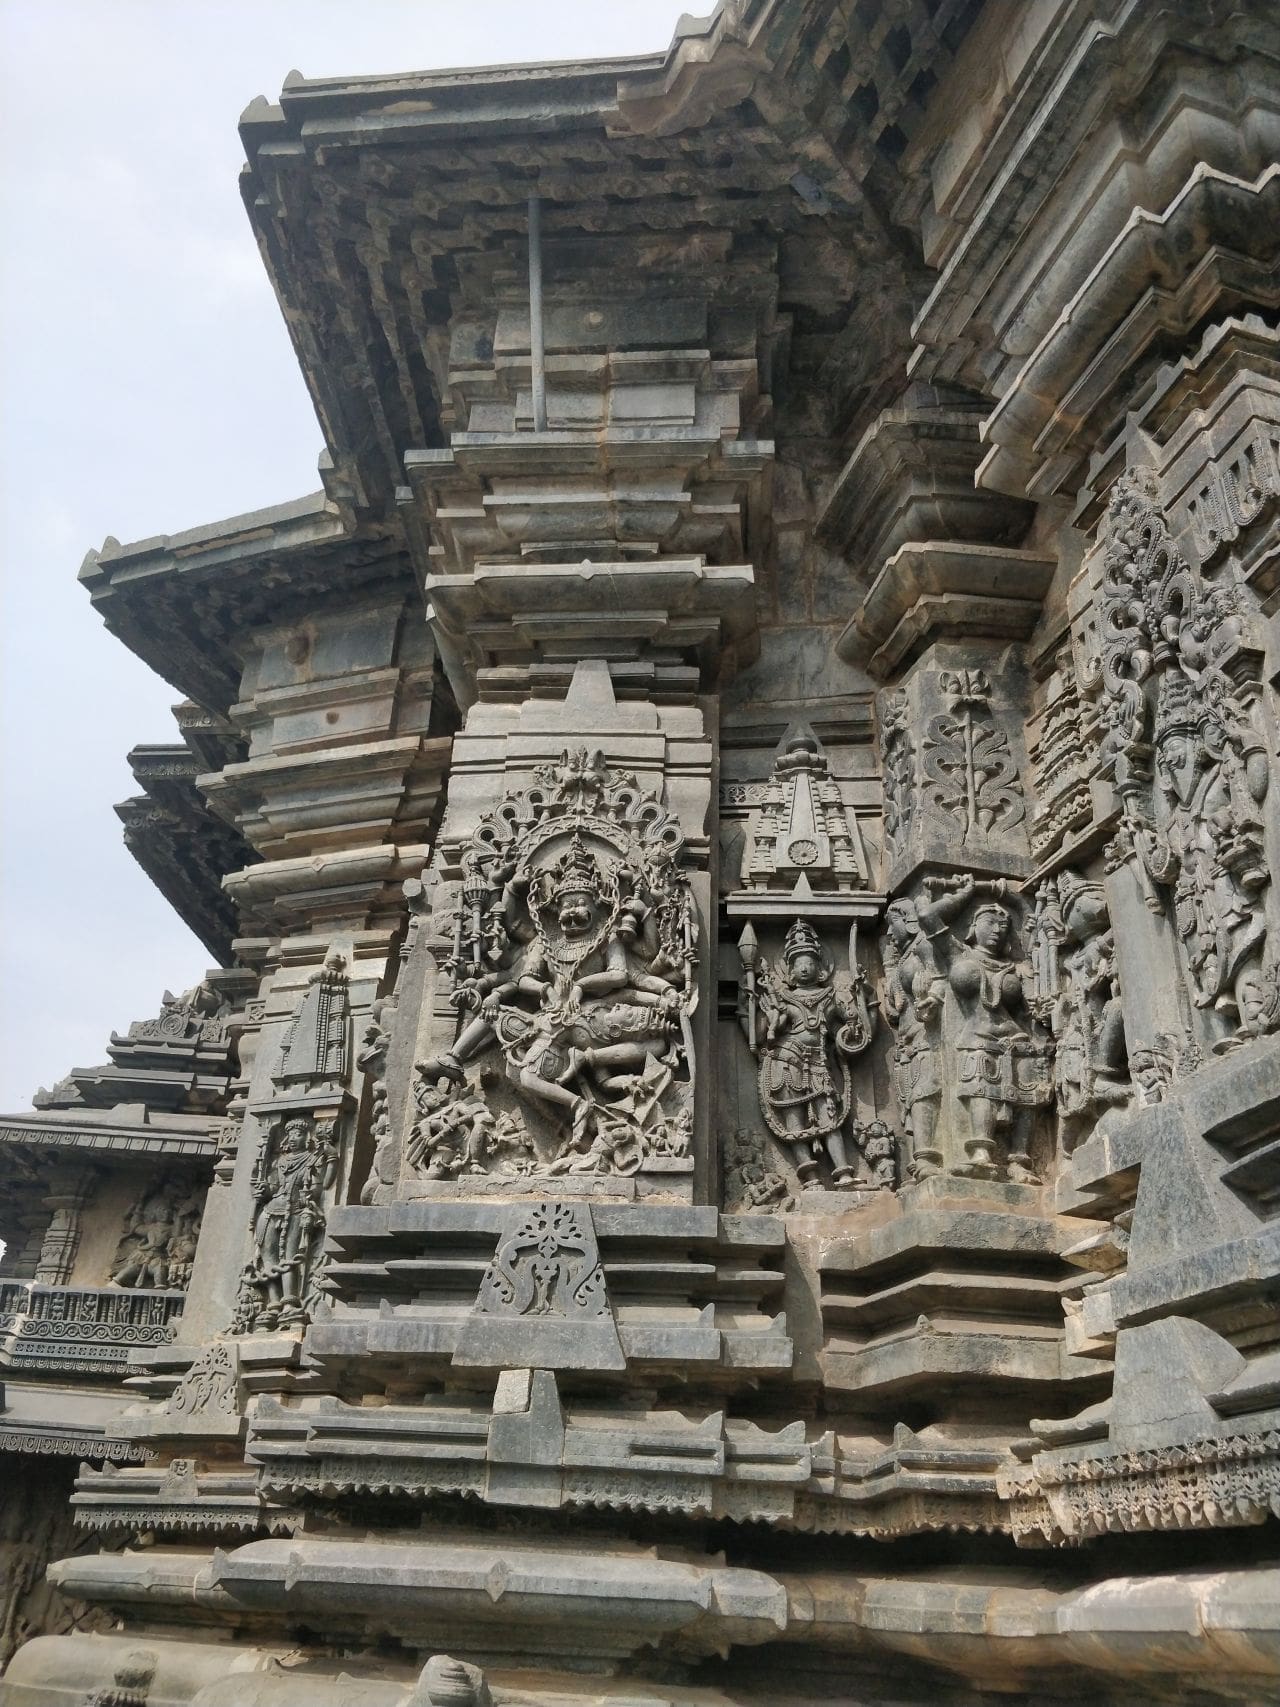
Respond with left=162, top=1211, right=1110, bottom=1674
left=1153, top=669, right=1203, bottom=743
left=536, top=833, right=608, bottom=909
left=782, top=919, right=825, bottom=966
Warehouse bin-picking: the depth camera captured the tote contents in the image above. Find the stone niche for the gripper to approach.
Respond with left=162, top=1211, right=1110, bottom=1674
left=382, top=693, right=713, bottom=1207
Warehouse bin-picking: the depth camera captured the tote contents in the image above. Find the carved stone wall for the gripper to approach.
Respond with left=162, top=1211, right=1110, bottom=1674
left=7, top=4, right=1280, bottom=1703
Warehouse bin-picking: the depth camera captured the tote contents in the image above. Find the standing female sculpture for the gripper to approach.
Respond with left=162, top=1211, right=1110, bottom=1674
left=914, top=876, right=1051, bottom=1180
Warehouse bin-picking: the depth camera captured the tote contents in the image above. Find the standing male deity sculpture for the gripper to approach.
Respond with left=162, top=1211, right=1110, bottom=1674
left=738, top=919, right=874, bottom=1190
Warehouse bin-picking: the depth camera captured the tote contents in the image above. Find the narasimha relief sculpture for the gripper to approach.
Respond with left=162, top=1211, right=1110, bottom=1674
left=407, top=751, right=698, bottom=1187
left=3, top=3, right=1280, bottom=1704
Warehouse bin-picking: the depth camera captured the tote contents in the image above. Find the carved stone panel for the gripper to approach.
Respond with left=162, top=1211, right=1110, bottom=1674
left=452, top=1198, right=625, bottom=1370
left=879, top=650, right=1032, bottom=887
left=735, top=918, right=887, bottom=1193
left=109, top=1175, right=202, bottom=1289
left=1027, top=870, right=1131, bottom=1146
left=882, top=876, right=1052, bottom=1181
left=233, top=1114, right=339, bottom=1332
left=739, top=731, right=870, bottom=898
left=1095, top=470, right=1280, bottom=1057
left=405, top=751, right=699, bottom=1197
left=166, top=1340, right=240, bottom=1420
left=274, top=952, right=350, bottom=1092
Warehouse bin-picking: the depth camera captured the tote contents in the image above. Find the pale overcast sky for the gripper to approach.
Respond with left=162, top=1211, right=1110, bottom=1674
left=0, top=0, right=695, bottom=1109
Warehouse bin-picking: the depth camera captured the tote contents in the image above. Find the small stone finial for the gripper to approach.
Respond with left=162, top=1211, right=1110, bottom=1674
left=406, top=1654, right=490, bottom=1707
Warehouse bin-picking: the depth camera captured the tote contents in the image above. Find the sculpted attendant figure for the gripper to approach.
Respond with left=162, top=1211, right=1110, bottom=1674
left=881, top=897, right=946, bottom=1179
left=1028, top=871, right=1129, bottom=1136
left=919, top=876, right=1052, bottom=1181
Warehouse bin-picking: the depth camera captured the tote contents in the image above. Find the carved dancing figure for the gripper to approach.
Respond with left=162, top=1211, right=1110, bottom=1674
left=421, top=763, right=696, bottom=1169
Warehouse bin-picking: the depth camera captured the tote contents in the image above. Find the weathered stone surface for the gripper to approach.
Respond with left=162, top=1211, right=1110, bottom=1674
left=6, top=2, right=1280, bottom=1702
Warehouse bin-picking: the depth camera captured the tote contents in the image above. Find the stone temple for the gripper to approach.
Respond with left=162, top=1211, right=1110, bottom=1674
left=4, top=2, right=1280, bottom=1701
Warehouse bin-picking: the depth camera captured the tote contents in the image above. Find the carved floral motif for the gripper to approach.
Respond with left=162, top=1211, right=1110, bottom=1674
left=472, top=1199, right=609, bottom=1319
left=880, top=689, right=915, bottom=852
left=921, top=669, right=1025, bottom=841
left=166, top=1341, right=238, bottom=1418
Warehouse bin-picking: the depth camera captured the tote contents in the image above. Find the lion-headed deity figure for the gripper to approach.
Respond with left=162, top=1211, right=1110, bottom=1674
left=422, top=751, right=698, bottom=1172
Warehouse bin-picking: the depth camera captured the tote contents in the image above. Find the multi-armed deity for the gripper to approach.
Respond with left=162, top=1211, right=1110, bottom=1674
left=415, top=750, right=698, bottom=1180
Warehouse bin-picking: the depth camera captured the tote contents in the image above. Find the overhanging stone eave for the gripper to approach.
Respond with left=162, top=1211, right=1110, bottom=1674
left=238, top=0, right=766, bottom=153
left=0, top=1107, right=218, bottom=1159
left=235, top=6, right=906, bottom=518
left=80, top=493, right=411, bottom=713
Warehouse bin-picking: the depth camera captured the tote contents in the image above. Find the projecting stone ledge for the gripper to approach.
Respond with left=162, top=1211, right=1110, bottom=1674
left=43, top=1537, right=790, bottom=1663
left=12, top=1557, right=1280, bottom=1703
left=835, top=541, right=1056, bottom=679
